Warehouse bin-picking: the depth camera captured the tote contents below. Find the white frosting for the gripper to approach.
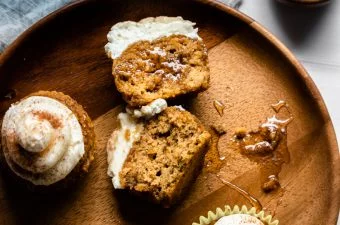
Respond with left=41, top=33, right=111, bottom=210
left=16, top=113, right=53, bottom=153
left=1, top=96, right=84, bottom=186
left=107, top=113, right=143, bottom=189
left=215, top=214, right=264, bottom=225
left=106, top=99, right=170, bottom=189
left=126, top=98, right=167, bottom=119
left=105, top=16, right=200, bottom=59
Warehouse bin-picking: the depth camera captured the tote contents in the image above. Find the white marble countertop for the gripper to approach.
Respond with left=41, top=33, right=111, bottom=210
left=236, top=1, right=340, bottom=224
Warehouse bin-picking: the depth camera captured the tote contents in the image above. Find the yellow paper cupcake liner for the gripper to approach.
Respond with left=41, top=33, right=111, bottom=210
left=192, top=205, right=279, bottom=225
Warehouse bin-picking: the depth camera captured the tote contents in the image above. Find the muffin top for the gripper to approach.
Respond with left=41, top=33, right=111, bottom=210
left=105, top=16, right=200, bottom=60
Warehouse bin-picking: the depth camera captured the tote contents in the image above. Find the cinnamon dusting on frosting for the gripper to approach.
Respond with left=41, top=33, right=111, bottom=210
left=1, top=95, right=85, bottom=185
left=32, top=111, right=62, bottom=129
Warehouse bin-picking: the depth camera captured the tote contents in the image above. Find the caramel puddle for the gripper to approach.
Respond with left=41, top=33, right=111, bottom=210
left=232, top=101, right=293, bottom=192
left=192, top=100, right=291, bottom=225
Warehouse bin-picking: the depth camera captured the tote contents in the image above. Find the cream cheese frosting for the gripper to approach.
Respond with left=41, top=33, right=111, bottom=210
left=126, top=98, right=168, bottom=119
left=107, top=98, right=170, bottom=189
left=1, top=96, right=84, bottom=185
left=104, top=16, right=201, bottom=59
left=107, top=113, right=143, bottom=189
left=215, top=214, right=264, bottom=225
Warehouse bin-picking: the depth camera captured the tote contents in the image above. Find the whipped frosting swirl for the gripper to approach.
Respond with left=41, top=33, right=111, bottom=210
left=215, top=214, right=264, bottom=225
left=1, top=96, right=84, bottom=185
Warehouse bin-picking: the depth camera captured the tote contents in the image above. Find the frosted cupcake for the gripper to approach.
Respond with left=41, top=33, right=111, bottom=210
left=0, top=91, right=95, bottom=188
left=193, top=205, right=279, bottom=225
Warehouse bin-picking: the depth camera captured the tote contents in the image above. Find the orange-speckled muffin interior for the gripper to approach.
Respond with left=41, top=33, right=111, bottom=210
left=120, top=107, right=211, bottom=207
left=113, top=35, right=210, bottom=106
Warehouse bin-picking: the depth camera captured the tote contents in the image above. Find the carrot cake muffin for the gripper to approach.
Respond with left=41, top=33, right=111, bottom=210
left=193, top=205, right=279, bottom=225
left=105, top=16, right=210, bottom=107
left=107, top=103, right=211, bottom=207
left=0, top=91, right=95, bottom=188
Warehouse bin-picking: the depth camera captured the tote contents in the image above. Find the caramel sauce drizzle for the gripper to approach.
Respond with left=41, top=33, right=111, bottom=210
left=233, top=100, right=293, bottom=192
left=193, top=100, right=291, bottom=223
left=204, top=128, right=225, bottom=173
left=271, top=100, right=287, bottom=113
left=217, top=175, right=263, bottom=211
left=213, top=100, right=225, bottom=117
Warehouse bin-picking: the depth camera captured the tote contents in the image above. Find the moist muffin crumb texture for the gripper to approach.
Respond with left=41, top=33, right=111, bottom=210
left=119, top=107, right=211, bottom=207
left=113, top=35, right=210, bottom=106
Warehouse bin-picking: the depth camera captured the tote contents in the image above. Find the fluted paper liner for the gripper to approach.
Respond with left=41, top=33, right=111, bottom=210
left=192, top=205, right=279, bottom=225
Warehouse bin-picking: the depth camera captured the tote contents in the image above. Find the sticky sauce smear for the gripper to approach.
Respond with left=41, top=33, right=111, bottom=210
left=271, top=100, right=289, bottom=113
left=217, top=175, right=263, bottom=211
left=204, top=127, right=226, bottom=173
left=213, top=100, right=225, bottom=117
left=233, top=100, right=293, bottom=192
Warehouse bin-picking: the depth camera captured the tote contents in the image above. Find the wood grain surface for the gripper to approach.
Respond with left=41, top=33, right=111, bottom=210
left=0, top=0, right=339, bottom=224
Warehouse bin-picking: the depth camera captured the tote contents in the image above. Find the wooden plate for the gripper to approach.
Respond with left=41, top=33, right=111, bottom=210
left=0, top=0, right=339, bottom=224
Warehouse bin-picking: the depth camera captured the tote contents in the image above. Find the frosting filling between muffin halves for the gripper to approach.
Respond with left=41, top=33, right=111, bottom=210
left=1, top=96, right=85, bottom=185
left=107, top=98, right=176, bottom=189
left=106, top=113, right=144, bottom=189
left=126, top=98, right=167, bottom=119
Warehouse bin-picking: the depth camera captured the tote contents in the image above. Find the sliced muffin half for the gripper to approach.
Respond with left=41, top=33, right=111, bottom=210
left=107, top=106, right=211, bottom=207
left=105, top=17, right=210, bottom=107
